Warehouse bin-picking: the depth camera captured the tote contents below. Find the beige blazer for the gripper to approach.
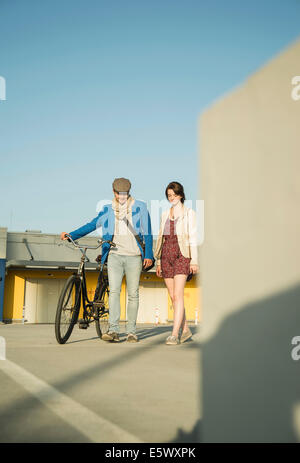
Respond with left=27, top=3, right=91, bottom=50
left=154, top=205, right=198, bottom=266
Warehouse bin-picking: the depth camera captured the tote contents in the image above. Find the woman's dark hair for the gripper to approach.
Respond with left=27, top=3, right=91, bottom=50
left=165, top=181, right=185, bottom=203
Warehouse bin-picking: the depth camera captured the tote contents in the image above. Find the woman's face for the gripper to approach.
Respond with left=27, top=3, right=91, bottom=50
left=167, top=189, right=181, bottom=206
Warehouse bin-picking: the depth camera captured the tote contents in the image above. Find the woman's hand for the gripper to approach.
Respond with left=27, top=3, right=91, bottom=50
left=156, top=264, right=162, bottom=278
left=190, top=264, right=198, bottom=275
left=60, top=232, right=69, bottom=241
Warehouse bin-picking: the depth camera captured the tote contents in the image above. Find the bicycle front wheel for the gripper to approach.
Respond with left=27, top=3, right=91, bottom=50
left=95, top=282, right=109, bottom=339
left=55, top=275, right=81, bottom=344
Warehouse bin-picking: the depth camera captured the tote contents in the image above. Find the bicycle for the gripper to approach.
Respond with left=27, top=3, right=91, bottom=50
left=55, top=234, right=116, bottom=344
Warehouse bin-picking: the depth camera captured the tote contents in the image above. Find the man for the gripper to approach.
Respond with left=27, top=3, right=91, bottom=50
left=61, top=178, right=154, bottom=342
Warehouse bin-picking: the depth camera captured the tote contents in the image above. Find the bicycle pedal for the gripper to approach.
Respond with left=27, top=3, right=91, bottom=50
left=79, top=323, right=88, bottom=329
left=78, top=319, right=89, bottom=329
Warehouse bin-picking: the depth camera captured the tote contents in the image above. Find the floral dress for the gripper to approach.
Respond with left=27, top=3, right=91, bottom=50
left=161, top=217, right=191, bottom=278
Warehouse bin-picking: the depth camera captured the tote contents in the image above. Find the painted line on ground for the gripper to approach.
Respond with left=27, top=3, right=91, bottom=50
left=0, top=359, right=142, bottom=443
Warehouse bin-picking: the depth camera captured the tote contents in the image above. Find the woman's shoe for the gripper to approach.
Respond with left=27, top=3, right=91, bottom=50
left=165, top=335, right=179, bottom=345
left=180, top=328, right=193, bottom=344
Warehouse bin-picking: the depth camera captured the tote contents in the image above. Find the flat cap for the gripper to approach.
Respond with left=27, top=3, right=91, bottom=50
left=112, top=177, right=131, bottom=193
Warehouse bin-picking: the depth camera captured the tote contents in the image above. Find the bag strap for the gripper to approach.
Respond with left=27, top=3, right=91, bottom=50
left=122, top=216, right=145, bottom=249
left=122, top=216, right=156, bottom=272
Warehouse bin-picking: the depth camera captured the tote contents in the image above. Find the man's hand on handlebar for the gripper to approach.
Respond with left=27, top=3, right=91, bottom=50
left=60, top=232, right=70, bottom=241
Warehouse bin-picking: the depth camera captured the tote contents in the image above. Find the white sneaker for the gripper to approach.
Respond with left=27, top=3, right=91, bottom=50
left=165, top=335, right=179, bottom=345
left=180, top=328, right=193, bottom=344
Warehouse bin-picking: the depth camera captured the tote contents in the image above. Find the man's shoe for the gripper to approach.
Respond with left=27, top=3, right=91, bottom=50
left=101, top=331, right=120, bottom=342
left=180, top=328, right=193, bottom=344
left=127, top=333, right=139, bottom=343
left=165, top=335, right=179, bottom=345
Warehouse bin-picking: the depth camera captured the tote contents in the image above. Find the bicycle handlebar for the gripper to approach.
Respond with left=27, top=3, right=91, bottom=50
left=64, top=234, right=116, bottom=250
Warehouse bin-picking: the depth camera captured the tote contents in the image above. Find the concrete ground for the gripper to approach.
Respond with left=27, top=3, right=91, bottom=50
left=0, top=322, right=201, bottom=443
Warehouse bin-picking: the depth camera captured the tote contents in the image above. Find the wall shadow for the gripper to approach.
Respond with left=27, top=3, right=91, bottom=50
left=201, top=282, right=300, bottom=442
left=170, top=419, right=202, bottom=443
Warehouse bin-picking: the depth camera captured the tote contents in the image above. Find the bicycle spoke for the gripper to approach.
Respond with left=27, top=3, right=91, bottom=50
left=62, top=284, right=74, bottom=310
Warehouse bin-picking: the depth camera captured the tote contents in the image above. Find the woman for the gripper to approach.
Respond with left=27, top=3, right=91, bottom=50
left=154, top=182, right=198, bottom=345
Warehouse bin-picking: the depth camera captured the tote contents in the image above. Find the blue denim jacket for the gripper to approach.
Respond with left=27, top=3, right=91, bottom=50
left=69, top=200, right=154, bottom=264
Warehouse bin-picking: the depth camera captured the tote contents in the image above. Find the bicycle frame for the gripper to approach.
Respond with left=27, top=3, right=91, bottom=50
left=65, top=234, right=114, bottom=321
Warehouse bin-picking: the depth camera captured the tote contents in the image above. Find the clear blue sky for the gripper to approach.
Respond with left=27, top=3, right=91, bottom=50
left=1, top=0, right=300, bottom=234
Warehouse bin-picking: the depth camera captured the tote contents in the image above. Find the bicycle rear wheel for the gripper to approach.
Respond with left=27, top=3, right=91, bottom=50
left=95, top=282, right=109, bottom=339
left=55, top=275, right=81, bottom=344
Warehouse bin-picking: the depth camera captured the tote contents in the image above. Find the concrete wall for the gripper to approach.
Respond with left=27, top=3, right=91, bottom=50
left=199, top=38, right=300, bottom=442
left=6, top=232, right=109, bottom=267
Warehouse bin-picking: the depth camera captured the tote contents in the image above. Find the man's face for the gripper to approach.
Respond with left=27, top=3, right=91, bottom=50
left=114, top=190, right=128, bottom=205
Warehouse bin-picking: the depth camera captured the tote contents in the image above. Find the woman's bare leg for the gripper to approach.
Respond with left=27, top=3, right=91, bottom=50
left=164, top=276, right=189, bottom=335
left=164, top=276, right=189, bottom=337
left=180, top=310, right=189, bottom=333
left=164, top=277, right=174, bottom=307
left=172, top=274, right=187, bottom=338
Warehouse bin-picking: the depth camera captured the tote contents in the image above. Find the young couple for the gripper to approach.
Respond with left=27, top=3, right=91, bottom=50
left=61, top=177, right=198, bottom=345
